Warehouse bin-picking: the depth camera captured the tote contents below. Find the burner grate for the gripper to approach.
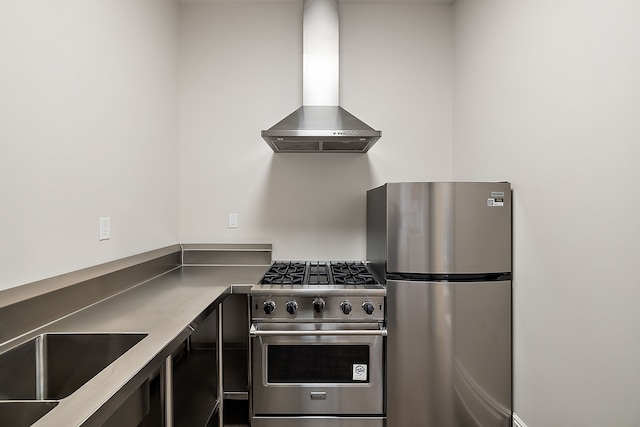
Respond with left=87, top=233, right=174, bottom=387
left=330, top=262, right=377, bottom=285
left=257, top=261, right=379, bottom=287
left=261, top=262, right=306, bottom=285
left=307, top=262, right=330, bottom=285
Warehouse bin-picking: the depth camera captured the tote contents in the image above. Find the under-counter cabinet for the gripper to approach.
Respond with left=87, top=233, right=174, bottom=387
left=139, top=344, right=218, bottom=427
left=138, top=310, right=220, bottom=427
left=139, top=294, right=251, bottom=427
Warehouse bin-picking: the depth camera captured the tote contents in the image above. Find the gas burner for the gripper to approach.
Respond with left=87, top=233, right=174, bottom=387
left=330, top=261, right=377, bottom=285
left=260, top=262, right=306, bottom=285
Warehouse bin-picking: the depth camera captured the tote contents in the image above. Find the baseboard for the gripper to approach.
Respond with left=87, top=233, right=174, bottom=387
left=513, top=413, right=528, bottom=427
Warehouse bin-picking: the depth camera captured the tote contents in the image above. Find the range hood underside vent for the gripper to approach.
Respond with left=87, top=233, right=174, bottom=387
left=268, top=137, right=372, bottom=153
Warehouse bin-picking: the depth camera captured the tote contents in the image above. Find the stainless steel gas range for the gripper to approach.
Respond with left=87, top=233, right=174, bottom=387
left=249, top=261, right=386, bottom=427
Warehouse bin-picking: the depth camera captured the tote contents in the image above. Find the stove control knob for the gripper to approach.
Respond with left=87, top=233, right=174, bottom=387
left=340, top=301, right=353, bottom=315
left=263, top=300, right=276, bottom=315
left=285, top=300, right=298, bottom=315
left=313, top=298, right=325, bottom=313
left=362, top=301, right=375, bottom=315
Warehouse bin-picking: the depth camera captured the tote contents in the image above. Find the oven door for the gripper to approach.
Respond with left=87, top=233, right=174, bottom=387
left=250, top=322, right=386, bottom=416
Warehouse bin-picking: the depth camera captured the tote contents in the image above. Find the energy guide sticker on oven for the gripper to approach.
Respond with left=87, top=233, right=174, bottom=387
left=353, top=364, right=367, bottom=381
left=487, top=198, right=504, bottom=207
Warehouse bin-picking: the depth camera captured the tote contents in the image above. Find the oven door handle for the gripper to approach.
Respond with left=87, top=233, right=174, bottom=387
left=250, top=324, right=387, bottom=337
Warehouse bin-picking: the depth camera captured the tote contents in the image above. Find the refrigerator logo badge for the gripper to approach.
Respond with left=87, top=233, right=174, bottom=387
left=488, top=191, right=505, bottom=207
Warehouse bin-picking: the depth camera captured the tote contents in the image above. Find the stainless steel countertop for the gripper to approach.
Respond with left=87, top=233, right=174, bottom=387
left=18, top=265, right=268, bottom=426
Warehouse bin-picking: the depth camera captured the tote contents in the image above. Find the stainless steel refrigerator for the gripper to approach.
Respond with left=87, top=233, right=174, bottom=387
left=366, top=182, right=512, bottom=427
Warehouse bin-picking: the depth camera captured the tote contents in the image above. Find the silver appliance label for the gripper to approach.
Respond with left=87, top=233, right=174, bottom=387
left=491, top=191, right=505, bottom=197
left=487, top=198, right=504, bottom=207
left=352, top=364, right=368, bottom=381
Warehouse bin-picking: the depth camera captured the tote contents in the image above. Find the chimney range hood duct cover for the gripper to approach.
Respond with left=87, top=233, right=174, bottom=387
left=261, top=0, right=381, bottom=153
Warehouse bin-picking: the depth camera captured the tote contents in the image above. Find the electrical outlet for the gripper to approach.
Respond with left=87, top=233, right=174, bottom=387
left=99, top=217, right=111, bottom=240
left=228, top=213, right=238, bottom=229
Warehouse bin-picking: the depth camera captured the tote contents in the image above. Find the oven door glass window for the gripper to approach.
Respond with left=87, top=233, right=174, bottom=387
left=267, top=345, right=370, bottom=383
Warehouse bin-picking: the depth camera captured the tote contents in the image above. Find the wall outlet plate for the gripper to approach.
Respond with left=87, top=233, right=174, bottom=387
left=99, top=217, right=111, bottom=240
left=228, top=213, right=238, bottom=228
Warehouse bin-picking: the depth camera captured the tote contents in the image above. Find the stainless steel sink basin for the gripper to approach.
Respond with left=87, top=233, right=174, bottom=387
left=0, top=333, right=147, bottom=400
left=0, top=401, right=58, bottom=427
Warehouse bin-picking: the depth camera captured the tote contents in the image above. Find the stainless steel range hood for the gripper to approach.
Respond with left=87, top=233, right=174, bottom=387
left=262, top=106, right=381, bottom=153
left=261, top=0, right=381, bottom=153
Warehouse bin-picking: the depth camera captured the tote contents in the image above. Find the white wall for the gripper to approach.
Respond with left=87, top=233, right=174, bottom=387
left=453, top=0, right=640, bottom=425
left=179, top=2, right=453, bottom=260
left=4, top=0, right=638, bottom=423
left=0, top=0, right=180, bottom=291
